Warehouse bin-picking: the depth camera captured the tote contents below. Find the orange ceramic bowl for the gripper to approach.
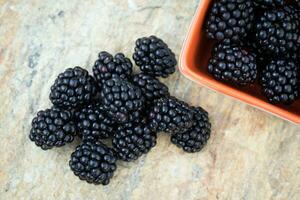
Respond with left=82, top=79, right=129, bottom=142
left=179, top=0, right=300, bottom=124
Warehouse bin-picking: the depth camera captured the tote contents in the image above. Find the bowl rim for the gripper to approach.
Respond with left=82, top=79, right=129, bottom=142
left=179, top=0, right=300, bottom=125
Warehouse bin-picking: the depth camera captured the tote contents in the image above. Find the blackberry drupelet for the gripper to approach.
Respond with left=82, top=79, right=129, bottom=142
left=50, top=67, right=96, bottom=109
left=132, top=73, right=169, bottom=106
left=133, top=36, right=177, bottom=78
left=112, top=122, right=157, bottom=162
left=29, top=107, right=76, bottom=150
left=100, top=77, right=145, bottom=124
left=69, top=141, right=117, bottom=185
left=93, top=51, right=133, bottom=88
left=205, top=0, right=255, bottom=43
left=255, top=9, right=299, bottom=56
left=253, top=0, right=284, bottom=8
left=208, top=43, right=257, bottom=85
left=261, top=59, right=299, bottom=104
left=171, top=107, right=211, bottom=153
left=75, top=103, right=115, bottom=141
left=148, top=97, right=194, bottom=133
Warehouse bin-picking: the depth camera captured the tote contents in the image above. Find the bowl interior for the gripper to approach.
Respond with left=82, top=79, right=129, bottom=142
left=180, top=0, right=300, bottom=124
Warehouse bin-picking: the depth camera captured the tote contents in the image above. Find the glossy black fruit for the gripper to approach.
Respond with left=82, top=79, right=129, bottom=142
left=261, top=59, right=299, bottom=104
left=148, top=97, right=194, bottom=133
left=69, top=141, right=117, bottom=185
left=206, top=0, right=255, bottom=43
left=93, top=51, right=133, bottom=88
left=171, top=107, right=211, bottom=153
left=112, top=122, right=157, bottom=162
left=29, top=107, right=76, bottom=150
left=50, top=67, right=96, bottom=109
left=100, top=77, right=145, bottom=123
left=208, top=43, right=257, bottom=85
left=133, top=36, right=177, bottom=78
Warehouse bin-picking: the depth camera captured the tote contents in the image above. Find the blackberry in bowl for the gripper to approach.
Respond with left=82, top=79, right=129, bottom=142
left=205, top=0, right=255, bottom=43
left=261, top=59, right=299, bottom=104
left=253, top=0, right=284, bottom=8
left=254, top=9, right=299, bottom=56
left=208, top=42, right=258, bottom=86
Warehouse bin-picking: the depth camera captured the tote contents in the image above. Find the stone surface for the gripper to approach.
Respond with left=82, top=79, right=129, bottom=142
left=0, top=0, right=299, bottom=199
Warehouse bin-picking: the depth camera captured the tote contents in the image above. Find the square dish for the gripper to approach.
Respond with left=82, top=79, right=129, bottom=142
left=179, top=0, right=300, bottom=124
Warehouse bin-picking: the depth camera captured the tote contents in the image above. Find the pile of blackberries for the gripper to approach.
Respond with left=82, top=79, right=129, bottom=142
left=29, top=36, right=212, bottom=185
left=206, top=0, right=300, bottom=104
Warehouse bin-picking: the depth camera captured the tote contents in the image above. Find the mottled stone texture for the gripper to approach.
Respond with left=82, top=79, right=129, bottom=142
left=0, top=0, right=299, bottom=200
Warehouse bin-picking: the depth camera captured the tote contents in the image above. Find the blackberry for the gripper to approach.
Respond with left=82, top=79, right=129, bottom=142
left=148, top=97, right=194, bottom=133
left=171, top=107, right=211, bottom=153
left=208, top=43, right=257, bottom=85
left=112, top=122, right=157, bottom=162
left=93, top=51, right=133, bottom=88
left=100, top=77, right=145, bottom=124
left=205, top=0, right=255, bottom=43
left=50, top=67, right=96, bottom=109
left=133, top=36, right=177, bottom=78
left=255, top=9, right=299, bottom=56
left=75, top=103, right=115, bottom=141
left=29, top=107, right=76, bottom=150
left=132, top=73, right=169, bottom=106
left=69, top=141, right=117, bottom=185
left=261, top=59, right=299, bottom=104
left=253, top=0, right=284, bottom=8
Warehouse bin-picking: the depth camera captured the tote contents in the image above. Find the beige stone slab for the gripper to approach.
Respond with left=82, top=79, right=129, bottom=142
left=0, top=0, right=299, bottom=200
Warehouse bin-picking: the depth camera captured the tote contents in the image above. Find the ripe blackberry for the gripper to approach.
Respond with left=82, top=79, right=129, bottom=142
left=208, top=43, right=257, bottom=85
left=148, top=97, right=194, bottom=133
left=112, top=122, right=157, bottom=162
left=284, top=5, right=300, bottom=28
left=132, top=73, right=169, bottom=106
left=253, top=0, right=284, bottom=8
left=133, top=36, right=177, bottom=78
left=100, top=77, right=145, bottom=124
left=205, top=0, right=255, bottom=43
left=261, top=59, right=299, bottom=104
left=50, top=67, right=96, bottom=109
left=255, top=9, right=299, bottom=56
left=93, top=51, right=133, bottom=88
left=29, top=107, right=76, bottom=150
left=171, top=107, right=211, bottom=153
left=75, top=103, right=115, bottom=141
left=69, top=141, right=117, bottom=185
